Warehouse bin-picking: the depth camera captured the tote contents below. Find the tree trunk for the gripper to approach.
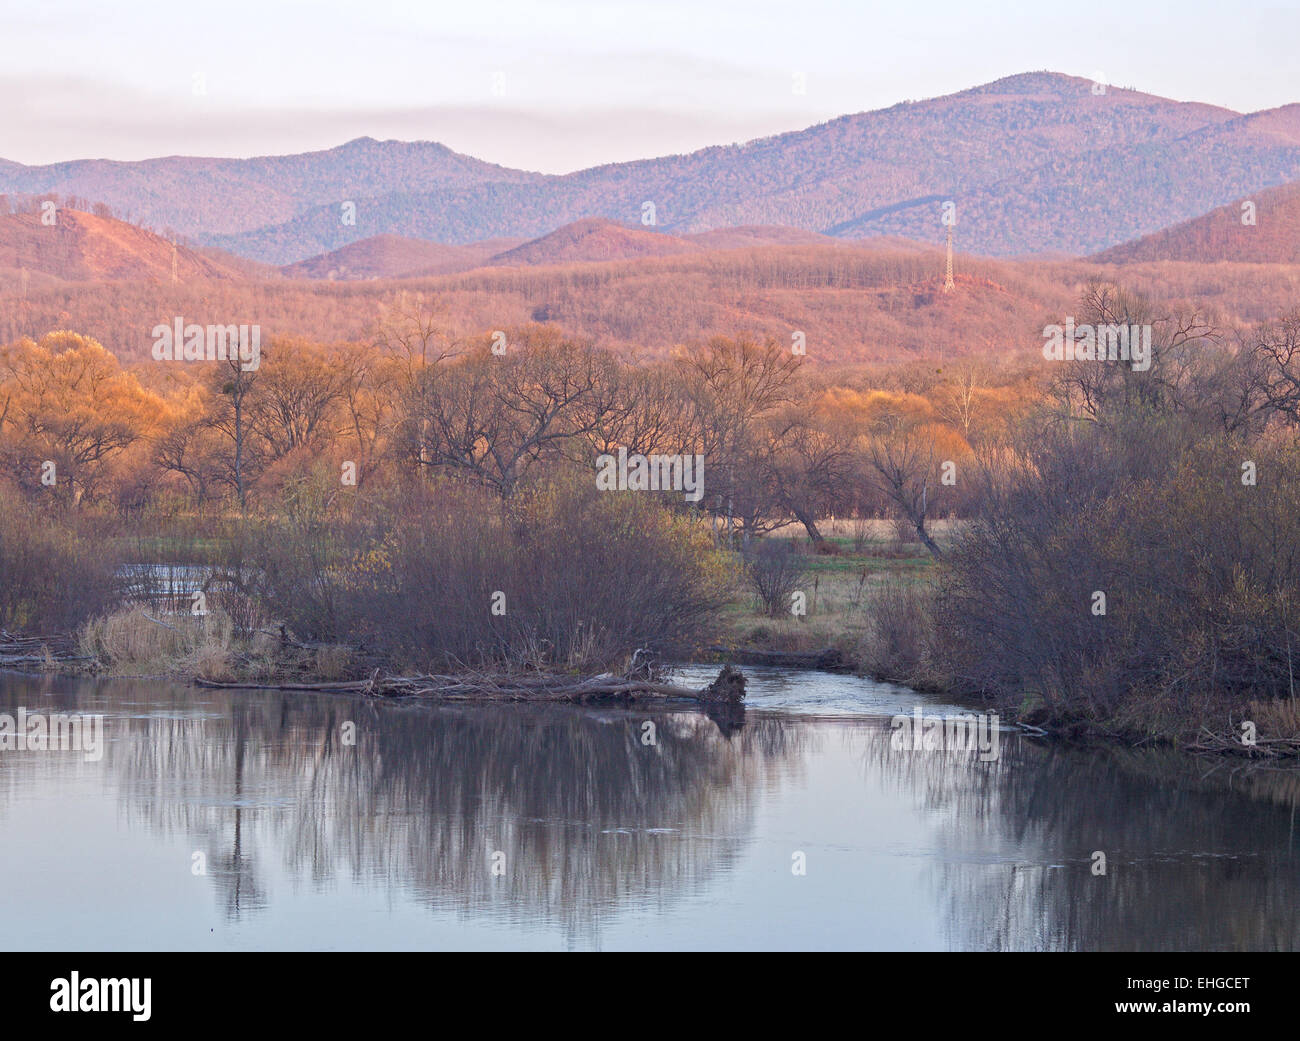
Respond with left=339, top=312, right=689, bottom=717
left=792, top=505, right=824, bottom=546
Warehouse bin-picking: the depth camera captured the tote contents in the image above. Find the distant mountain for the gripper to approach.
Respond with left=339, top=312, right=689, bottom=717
left=1092, top=180, right=1300, bottom=263
left=283, top=222, right=850, bottom=278
left=0, top=207, right=239, bottom=283
left=0, top=137, right=540, bottom=240
left=198, top=73, right=1300, bottom=262
left=5, top=73, right=1300, bottom=263
left=281, top=233, right=523, bottom=280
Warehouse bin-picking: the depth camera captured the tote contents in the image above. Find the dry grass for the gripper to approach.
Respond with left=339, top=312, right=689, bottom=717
left=1248, top=697, right=1300, bottom=742
left=312, top=643, right=355, bottom=681
left=78, top=605, right=364, bottom=683
left=79, top=606, right=235, bottom=678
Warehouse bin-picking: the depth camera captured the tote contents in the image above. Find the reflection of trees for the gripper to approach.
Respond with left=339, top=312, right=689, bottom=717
left=100, top=681, right=806, bottom=945
left=868, top=729, right=1300, bottom=951
left=14, top=672, right=1298, bottom=951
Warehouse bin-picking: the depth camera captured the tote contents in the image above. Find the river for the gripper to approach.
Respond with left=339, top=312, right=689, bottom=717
left=1, top=666, right=1296, bottom=950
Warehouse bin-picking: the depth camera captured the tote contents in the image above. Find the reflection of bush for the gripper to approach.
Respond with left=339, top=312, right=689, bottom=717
left=99, top=680, right=806, bottom=942
left=869, top=729, right=1300, bottom=951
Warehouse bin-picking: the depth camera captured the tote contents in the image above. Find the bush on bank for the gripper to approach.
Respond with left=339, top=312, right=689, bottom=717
left=251, top=466, right=734, bottom=672
left=933, top=418, right=1300, bottom=734
left=0, top=481, right=122, bottom=632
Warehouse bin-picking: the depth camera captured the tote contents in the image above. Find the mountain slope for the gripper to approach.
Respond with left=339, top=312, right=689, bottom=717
left=1093, top=180, right=1300, bottom=263
left=683, top=225, right=836, bottom=249
left=0, top=242, right=1073, bottom=365
left=0, top=137, right=542, bottom=240
left=485, top=219, right=700, bottom=266
left=0, top=207, right=240, bottom=282
left=202, top=73, right=1300, bottom=261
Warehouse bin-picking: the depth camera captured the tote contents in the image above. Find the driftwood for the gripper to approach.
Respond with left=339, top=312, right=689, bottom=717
left=698, top=664, right=746, bottom=702
left=708, top=645, right=854, bottom=672
left=1187, top=725, right=1300, bottom=758
left=195, top=664, right=747, bottom=705
left=0, top=630, right=86, bottom=667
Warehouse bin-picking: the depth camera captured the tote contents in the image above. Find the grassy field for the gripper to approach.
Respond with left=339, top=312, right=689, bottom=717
left=718, top=518, right=949, bottom=660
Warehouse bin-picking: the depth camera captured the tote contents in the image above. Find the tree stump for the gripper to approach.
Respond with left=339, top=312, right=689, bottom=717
left=699, top=664, right=746, bottom=703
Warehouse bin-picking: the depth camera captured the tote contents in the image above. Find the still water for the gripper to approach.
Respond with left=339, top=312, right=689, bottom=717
left=1, top=666, right=1297, bottom=951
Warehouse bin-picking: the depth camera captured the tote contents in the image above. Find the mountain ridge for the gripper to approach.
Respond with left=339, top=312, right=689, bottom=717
left=5, top=71, right=1300, bottom=263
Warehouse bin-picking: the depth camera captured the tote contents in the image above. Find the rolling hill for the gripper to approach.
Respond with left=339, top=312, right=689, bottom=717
left=280, top=234, right=524, bottom=280
left=483, top=219, right=701, bottom=266
left=277, top=220, right=919, bottom=280
left=0, top=240, right=1071, bottom=366
left=2, top=232, right=1296, bottom=371
left=1092, top=180, right=1300, bottom=263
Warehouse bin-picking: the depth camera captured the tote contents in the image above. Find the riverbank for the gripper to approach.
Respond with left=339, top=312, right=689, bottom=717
left=715, top=524, right=1300, bottom=759
left=6, top=611, right=748, bottom=710
left=7, top=515, right=1300, bottom=758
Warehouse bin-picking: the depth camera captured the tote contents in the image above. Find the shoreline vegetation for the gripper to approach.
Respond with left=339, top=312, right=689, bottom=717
left=5, top=515, right=1299, bottom=758
left=4, top=291, right=1300, bottom=758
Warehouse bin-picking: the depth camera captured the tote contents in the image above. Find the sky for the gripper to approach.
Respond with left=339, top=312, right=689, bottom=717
left=4, top=0, right=1298, bottom=172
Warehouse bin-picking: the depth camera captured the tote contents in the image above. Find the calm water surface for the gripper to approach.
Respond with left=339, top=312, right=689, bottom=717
left=1, top=666, right=1297, bottom=950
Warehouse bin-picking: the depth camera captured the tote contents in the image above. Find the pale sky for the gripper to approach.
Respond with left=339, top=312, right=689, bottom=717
left=4, top=0, right=1297, bottom=172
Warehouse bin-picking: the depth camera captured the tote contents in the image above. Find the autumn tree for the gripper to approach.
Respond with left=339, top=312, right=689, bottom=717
left=0, top=331, right=161, bottom=504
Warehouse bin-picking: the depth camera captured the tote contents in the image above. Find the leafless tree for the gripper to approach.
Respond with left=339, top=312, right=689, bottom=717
left=864, top=425, right=942, bottom=558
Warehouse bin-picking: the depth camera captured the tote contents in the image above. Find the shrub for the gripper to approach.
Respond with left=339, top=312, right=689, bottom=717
left=934, top=419, right=1300, bottom=719
left=253, top=471, right=733, bottom=672
left=0, top=482, right=122, bottom=632
left=858, top=577, right=936, bottom=684
left=743, top=540, right=809, bottom=618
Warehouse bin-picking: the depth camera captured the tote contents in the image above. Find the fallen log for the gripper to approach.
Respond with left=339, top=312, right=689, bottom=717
left=195, top=665, right=746, bottom=705
left=194, top=677, right=385, bottom=694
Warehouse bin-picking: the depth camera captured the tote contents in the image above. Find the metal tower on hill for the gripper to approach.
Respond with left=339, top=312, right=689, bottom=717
left=943, top=224, right=955, bottom=292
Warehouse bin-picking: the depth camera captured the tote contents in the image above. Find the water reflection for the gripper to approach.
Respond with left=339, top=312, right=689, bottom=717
left=868, top=735, right=1300, bottom=951
left=24, top=678, right=806, bottom=944
left=0, top=672, right=1298, bottom=950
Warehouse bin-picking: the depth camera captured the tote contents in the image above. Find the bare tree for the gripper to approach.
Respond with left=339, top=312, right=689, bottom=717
left=1253, top=310, right=1300, bottom=426
left=864, top=425, right=942, bottom=558
left=763, top=411, right=854, bottom=545
left=409, top=330, right=620, bottom=497
left=373, top=296, right=461, bottom=469
left=209, top=354, right=260, bottom=512
left=935, top=360, right=983, bottom=440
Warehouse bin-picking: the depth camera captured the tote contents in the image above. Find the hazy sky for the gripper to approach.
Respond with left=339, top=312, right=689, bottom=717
left=5, top=0, right=1297, bottom=172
